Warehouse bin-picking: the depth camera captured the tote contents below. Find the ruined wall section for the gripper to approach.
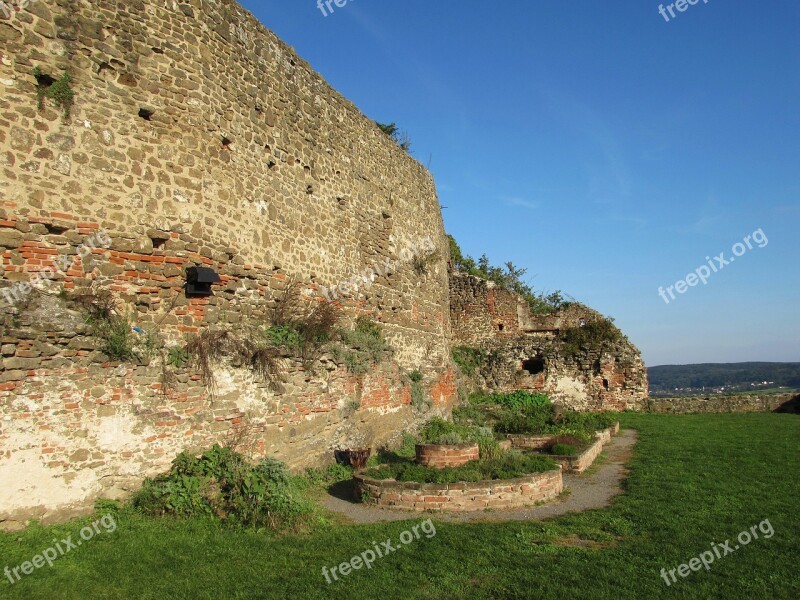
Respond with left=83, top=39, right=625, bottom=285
left=449, top=272, right=648, bottom=411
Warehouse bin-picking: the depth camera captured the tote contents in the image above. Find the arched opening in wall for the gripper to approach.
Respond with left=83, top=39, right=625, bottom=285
left=602, top=379, right=610, bottom=391
left=522, top=357, right=545, bottom=376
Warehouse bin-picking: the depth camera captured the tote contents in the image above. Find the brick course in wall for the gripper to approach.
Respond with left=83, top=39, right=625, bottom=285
left=355, top=468, right=563, bottom=512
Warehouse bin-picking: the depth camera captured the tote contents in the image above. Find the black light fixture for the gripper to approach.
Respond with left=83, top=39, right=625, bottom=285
left=185, top=266, right=221, bottom=297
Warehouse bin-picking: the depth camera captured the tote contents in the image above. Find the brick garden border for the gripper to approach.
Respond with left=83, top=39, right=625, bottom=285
left=354, top=466, right=563, bottom=512
left=415, top=443, right=479, bottom=468
left=505, top=422, right=620, bottom=474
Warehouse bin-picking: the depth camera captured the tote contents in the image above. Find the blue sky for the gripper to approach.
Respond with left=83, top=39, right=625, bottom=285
left=245, top=1, right=800, bottom=367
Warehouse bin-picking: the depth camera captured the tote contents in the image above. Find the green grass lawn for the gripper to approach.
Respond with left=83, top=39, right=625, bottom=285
left=2, top=413, right=798, bottom=599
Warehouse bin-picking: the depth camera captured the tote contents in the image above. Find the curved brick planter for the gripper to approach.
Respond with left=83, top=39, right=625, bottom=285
left=355, top=467, right=563, bottom=512
left=415, top=443, right=479, bottom=468
left=548, top=438, right=603, bottom=474
left=507, top=422, right=620, bottom=474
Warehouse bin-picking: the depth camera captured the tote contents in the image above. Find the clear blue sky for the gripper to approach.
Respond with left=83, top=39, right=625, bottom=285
left=245, top=1, right=800, bottom=367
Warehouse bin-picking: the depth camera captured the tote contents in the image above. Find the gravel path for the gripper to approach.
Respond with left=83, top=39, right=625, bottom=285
left=323, top=429, right=638, bottom=524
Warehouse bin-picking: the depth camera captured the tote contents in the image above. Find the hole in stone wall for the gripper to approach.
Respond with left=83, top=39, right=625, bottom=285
left=602, top=379, right=610, bottom=390
left=34, top=70, right=57, bottom=88
left=498, top=324, right=505, bottom=332
left=152, top=47, right=165, bottom=54
left=97, top=62, right=116, bottom=78
left=522, top=358, right=545, bottom=375
left=221, top=136, right=232, bottom=148
left=138, top=107, right=154, bottom=121
left=268, top=160, right=277, bottom=170
left=151, top=237, right=167, bottom=250
left=44, top=223, right=69, bottom=235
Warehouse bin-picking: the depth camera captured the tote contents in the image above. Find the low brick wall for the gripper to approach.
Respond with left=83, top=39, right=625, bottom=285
left=506, top=422, right=621, bottom=449
left=355, top=467, right=563, bottom=511
left=647, top=394, right=797, bottom=414
left=415, top=443, right=480, bottom=468
left=549, top=438, right=604, bottom=474
left=504, top=434, right=553, bottom=450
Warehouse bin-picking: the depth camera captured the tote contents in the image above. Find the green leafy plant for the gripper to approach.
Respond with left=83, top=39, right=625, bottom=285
left=132, top=445, right=313, bottom=529
left=447, top=234, right=568, bottom=315
left=167, top=346, right=191, bottom=368
left=559, top=318, right=623, bottom=358
left=34, top=67, right=75, bottom=121
left=375, top=121, right=412, bottom=152
left=337, top=316, right=392, bottom=374
left=488, top=391, right=551, bottom=411
left=451, top=346, right=486, bottom=376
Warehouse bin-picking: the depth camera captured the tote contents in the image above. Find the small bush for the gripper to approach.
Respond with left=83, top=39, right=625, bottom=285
left=560, top=318, right=623, bottom=358
left=487, top=391, right=551, bottom=411
left=34, top=67, right=75, bottom=121
left=451, top=346, right=486, bottom=376
left=337, top=316, right=392, bottom=373
left=132, top=446, right=313, bottom=529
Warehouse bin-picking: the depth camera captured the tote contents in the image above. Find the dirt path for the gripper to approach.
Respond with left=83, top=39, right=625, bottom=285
left=323, top=429, right=638, bottom=524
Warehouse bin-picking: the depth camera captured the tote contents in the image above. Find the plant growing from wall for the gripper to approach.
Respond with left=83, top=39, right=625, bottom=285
left=375, top=121, right=412, bottom=153
left=183, top=328, right=283, bottom=396
left=34, top=66, right=75, bottom=122
left=451, top=346, right=486, bottom=376
left=447, top=234, right=569, bottom=315
left=266, top=277, right=342, bottom=372
left=335, top=316, right=393, bottom=375
left=72, top=289, right=155, bottom=361
left=559, top=317, right=624, bottom=359
left=411, top=249, right=441, bottom=276
left=406, top=369, right=431, bottom=413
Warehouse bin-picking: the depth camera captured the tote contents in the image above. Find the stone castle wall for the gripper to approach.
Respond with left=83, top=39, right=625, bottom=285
left=0, top=0, right=456, bottom=528
left=647, top=393, right=798, bottom=414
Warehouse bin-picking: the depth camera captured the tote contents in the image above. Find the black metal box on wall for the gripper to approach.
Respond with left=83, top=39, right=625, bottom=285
left=185, top=266, right=221, bottom=297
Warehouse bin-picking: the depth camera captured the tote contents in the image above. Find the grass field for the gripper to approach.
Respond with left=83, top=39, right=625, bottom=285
left=1, top=413, right=798, bottom=599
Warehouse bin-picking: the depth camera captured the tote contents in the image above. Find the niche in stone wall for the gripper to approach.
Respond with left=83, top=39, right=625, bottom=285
left=521, top=357, right=545, bottom=375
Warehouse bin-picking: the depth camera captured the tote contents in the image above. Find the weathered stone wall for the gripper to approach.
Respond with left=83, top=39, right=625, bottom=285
left=0, top=0, right=456, bottom=527
left=646, top=394, right=798, bottom=414
left=450, top=273, right=648, bottom=411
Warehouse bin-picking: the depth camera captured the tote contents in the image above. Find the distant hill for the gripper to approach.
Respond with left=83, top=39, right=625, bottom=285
left=648, top=362, right=800, bottom=396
